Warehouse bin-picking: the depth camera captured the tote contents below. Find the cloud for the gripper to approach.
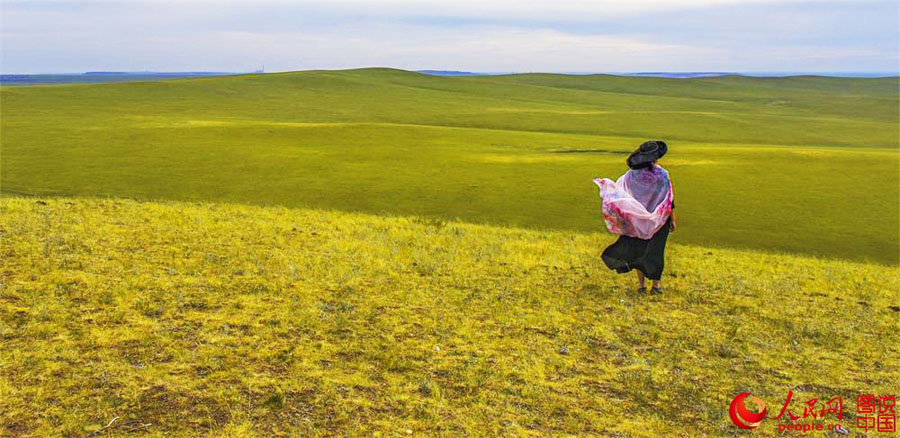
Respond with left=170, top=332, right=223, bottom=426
left=1, top=0, right=897, bottom=73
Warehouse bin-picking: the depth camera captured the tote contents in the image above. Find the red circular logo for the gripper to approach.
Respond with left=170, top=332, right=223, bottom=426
left=730, top=392, right=767, bottom=429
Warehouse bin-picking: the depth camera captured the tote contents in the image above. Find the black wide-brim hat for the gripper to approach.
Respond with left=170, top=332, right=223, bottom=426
left=627, top=140, right=668, bottom=169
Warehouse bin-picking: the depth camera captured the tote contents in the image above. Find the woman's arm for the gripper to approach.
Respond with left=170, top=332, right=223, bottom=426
left=670, top=200, right=676, bottom=232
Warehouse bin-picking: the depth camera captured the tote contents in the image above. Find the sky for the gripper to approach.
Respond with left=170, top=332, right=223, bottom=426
left=1, top=0, right=898, bottom=74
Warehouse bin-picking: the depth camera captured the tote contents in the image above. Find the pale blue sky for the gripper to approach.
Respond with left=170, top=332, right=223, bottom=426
left=1, top=0, right=897, bottom=73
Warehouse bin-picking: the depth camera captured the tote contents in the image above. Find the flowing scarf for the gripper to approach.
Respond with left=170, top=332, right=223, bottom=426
left=593, top=165, right=673, bottom=240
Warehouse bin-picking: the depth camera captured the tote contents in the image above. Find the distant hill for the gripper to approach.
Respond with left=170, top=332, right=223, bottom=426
left=0, top=71, right=237, bottom=85
left=621, top=72, right=738, bottom=78
left=5, top=70, right=895, bottom=85
left=416, top=70, right=485, bottom=76
left=416, top=70, right=897, bottom=78
left=414, top=71, right=737, bottom=77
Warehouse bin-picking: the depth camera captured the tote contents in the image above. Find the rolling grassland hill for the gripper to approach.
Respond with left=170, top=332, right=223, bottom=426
left=1, top=69, right=898, bottom=264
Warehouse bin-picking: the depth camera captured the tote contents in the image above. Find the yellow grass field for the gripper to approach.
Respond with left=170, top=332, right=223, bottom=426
left=2, top=197, right=898, bottom=437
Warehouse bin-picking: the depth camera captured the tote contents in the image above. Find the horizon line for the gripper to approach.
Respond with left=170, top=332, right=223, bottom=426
left=2, top=68, right=898, bottom=78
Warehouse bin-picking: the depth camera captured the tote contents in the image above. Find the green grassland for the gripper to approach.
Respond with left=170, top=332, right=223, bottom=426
left=2, top=197, right=899, bottom=437
left=2, top=69, right=898, bottom=263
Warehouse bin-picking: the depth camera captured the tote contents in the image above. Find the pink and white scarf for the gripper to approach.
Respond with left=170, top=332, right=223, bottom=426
left=593, top=165, right=673, bottom=240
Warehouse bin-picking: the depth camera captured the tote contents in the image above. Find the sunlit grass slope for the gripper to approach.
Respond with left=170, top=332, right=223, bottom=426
left=2, top=69, right=898, bottom=263
left=2, top=197, right=898, bottom=437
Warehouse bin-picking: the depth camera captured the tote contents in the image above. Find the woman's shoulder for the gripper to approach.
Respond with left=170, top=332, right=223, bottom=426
left=648, top=164, right=669, bottom=178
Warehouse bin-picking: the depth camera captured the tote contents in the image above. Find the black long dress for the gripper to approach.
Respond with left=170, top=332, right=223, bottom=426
left=601, top=202, right=673, bottom=281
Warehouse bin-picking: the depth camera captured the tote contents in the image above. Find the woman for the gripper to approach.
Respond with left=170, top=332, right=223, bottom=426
left=593, top=140, right=676, bottom=294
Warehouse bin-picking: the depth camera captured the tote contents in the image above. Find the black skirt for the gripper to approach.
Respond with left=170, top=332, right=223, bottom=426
left=601, top=216, right=672, bottom=281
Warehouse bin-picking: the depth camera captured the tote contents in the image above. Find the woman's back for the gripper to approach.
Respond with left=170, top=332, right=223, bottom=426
left=593, top=162, right=673, bottom=239
left=624, top=165, right=670, bottom=213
